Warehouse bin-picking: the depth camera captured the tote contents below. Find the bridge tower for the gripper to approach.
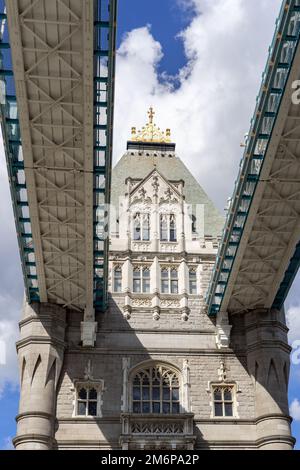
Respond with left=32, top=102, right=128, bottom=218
left=0, top=0, right=299, bottom=450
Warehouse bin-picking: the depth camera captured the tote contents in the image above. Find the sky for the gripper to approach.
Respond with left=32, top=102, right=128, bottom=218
left=0, top=0, right=300, bottom=450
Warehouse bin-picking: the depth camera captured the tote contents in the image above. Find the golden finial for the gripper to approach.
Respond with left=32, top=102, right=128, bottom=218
left=130, top=107, right=172, bottom=143
left=131, top=126, right=136, bottom=139
left=148, top=106, right=155, bottom=124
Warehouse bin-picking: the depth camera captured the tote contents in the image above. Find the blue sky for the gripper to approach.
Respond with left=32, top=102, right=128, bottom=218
left=0, top=0, right=300, bottom=450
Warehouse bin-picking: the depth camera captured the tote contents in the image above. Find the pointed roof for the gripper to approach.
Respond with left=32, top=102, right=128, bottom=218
left=111, top=151, right=224, bottom=238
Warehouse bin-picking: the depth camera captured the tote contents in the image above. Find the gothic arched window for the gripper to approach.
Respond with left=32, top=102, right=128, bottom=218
left=212, top=386, right=234, bottom=417
left=160, top=214, right=177, bottom=242
left=113, top=266, right=122, bottom=292
left=133, top=267, right=150, bottom=293
left=133, top=213, right=150, bottom=241
left=76, top=385, right=99, bottom=417
left=131, top=364, right=180, bottom=415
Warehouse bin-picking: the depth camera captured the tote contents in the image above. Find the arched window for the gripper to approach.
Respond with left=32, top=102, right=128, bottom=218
left=212, top=386, right=234, bottom=417
left=76, top=385, right=99, bottom=417
left=191, top=215, right=197, bottom=234
left=170, top=214, right=176, bottom=242
left=161, top=267, right=178, bottom=294
left=133, top=213, right=141, bottom=240
left=189, top=269, right=197, bottom=295
left=113, top=266, right=122, bottom=292
left=160, top=214, right=177, bottom=242
left=131, top=364, right=180, bottom=414
left=133, top=267, right=150, bottom=293
left=133, top=213, right=150, bottom=241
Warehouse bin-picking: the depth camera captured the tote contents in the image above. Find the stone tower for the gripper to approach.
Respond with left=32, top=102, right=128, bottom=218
left=15, top=110, right=294, bottom=450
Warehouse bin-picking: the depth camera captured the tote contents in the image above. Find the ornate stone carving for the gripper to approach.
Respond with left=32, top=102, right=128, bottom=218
left=181, top=307, right=190, bottom=322
left=132, top=242, right=151, bottom=252
left=217, top=360, right=229, bottom=382
left=160, top=299, right=180, bottom=309
left=123, top=305, right=132, bottom=320
left=131, top=298, right=152, bottom=308
left=131, top=421, right=184, bottom=434
left=120, top=413, right=196, bottom=450
left=84, top=360, right=94, bottom=380
left=159, top=242, right=179, bottom=253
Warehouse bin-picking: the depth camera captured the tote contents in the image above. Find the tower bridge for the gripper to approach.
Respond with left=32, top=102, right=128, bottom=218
left=0, top=0, right=299, bottom=452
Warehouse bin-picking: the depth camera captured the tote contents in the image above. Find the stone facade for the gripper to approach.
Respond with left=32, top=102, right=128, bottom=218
left=14, top=142, right=295, bottom=450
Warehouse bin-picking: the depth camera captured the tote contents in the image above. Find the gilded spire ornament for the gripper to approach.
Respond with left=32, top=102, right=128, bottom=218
left=131, top=107, right=172, bottom=143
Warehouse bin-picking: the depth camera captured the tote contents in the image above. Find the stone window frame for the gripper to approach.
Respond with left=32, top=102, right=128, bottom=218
left=132, top=265, right=151, bottom=294
left=188, top=267, right=197, bottom=295
left=160, top=213, right=177, bottom=242
left=133, top=212, right=150, bottom=242
left=113, top=265, right=122, bottom=293
left=126, top=361, right=186, bottom=415
left=207, top=382, right=239, bottom=419
left=72, top=379, right=105, bottom=419
left=160, top=266, right=179, bottom=294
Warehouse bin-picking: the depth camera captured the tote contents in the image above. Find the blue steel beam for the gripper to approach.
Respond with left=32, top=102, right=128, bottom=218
left=206, top=0, right=300, bottom=316
left=0, top=3, right=39, bottom=303
left=93, top=0, right=117, bottom=311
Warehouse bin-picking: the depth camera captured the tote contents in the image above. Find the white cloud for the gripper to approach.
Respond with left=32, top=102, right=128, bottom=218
left=290, top=398, right=300, bottom=422
left=0, top=293, right=21, bottom=397
left=113, top=0, right=283, bottom=211
left=0, top=135, right=23, bottom=397
left=286, top=305, right=300, bottom=345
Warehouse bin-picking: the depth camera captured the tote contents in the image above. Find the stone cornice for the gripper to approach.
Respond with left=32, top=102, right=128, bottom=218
left=246, top=340, right=292, bottom=354
left=16, top=336, right=67, bottom=351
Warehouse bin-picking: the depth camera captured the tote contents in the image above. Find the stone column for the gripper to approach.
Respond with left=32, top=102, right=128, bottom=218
left=151, top=256, right=160, bottom=320
left=122, top=259, right=132, bottom=319
left=13, top=301, right=66, bottom=450
left=151, top=200, right=159, bottom=252
left=179, top=260, right=189, bottom=321
left=244, top=308, right=294, bottom=450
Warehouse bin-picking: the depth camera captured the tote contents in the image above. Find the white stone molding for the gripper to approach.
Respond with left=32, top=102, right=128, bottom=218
left=215, top=311, right=232, bottom=349
left=179, top=260, right=188, bottom=295
left=182, top=359, right=191, bottom=413
left=151, top=256, right=160, bottom=294
left=196, top=264, right=202, bottom=297
left=121, top=357, right=131, bottom=412
left=122, top=259, right=132, bottom=293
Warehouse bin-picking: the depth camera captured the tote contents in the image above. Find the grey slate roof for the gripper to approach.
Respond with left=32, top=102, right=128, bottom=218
left=111, top=151, right=225, bottom=238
